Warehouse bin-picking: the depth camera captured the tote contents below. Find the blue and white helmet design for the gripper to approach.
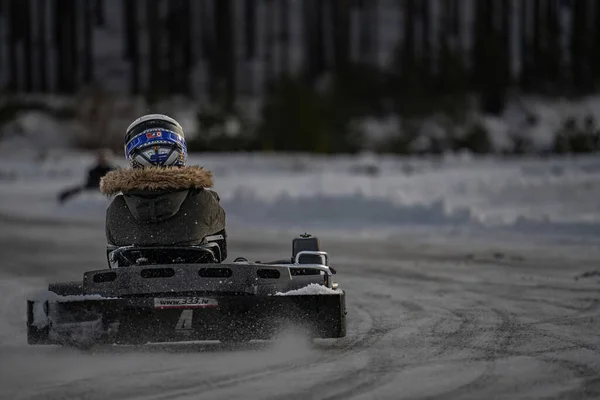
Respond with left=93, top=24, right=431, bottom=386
left=124, top=114, right=188, bottom=168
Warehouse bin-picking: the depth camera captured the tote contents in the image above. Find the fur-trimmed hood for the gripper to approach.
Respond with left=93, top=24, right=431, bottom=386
left=100, top=165, right=213, bottom=195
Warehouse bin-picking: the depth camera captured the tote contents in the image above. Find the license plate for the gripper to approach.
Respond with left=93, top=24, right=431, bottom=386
left=153, top=297, right=218, bottom=309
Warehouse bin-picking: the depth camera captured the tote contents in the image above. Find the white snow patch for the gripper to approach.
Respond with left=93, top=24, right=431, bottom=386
left=275, top=283, right=343, bottom=296
left=31, top=302, right=50, bottom=329
left=27, top=290, right=115, bottom=303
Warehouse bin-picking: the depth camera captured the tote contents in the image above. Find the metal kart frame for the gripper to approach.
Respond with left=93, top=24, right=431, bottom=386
left=27, top=242, right=346, bottom=345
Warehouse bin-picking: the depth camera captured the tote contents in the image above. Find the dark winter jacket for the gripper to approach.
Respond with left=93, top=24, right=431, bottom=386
left=100, top=166, right=226, bottom=248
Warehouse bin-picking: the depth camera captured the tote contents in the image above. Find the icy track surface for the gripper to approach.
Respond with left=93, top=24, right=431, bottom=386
left=1, top=152, right=600, bottom=399
left=1, top=215, right=600, bottom=400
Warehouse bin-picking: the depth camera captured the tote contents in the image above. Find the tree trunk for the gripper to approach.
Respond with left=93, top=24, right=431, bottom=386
left=199, top=0, right=212, bottom=60
left=123, top=0, right=139, bottom=94
left=571, top=0, right=586, bottom=92
left=403, top=0, right=416, bottom=74
left=357, top=0, right=370, bottom=62
left=369, top=0, right=378, bottom=66
left=500, top=0, right=511, bottom=85
left=330, top=0, right=350, bottom=75
left=263, top=0, right=275, bottom=91
left=532, top=0, right=542, bottom=91
left=37, top=0, right=48, bottom=91
left=472, top=0, right=488, bottom=89
left=519, top=0, right=530, bottom=90
left=54, top=0, right=77, bottom=93
left=21, top=0, right=34, bottom=91
left=596, top=0, right=600, bottom=86
left=314, top=0, right=326, bottom=79
left=166, top=0, right=179, bottom=92
left=244, top=0, right=255, bottom=60
left=214, top=0, right=235, bottom=108
left=181, top=0, right=193, bottom=95
left=83, top=0, right=94, bottom=84
left=450, top=0, right=460, bottom=42
left=302, top=0, right=313, bottom=81
left=0, top=0, right=3, bottom=87
left=546, top=0, right=561, bottom=90
left=68, top=0, right=78, bottom=92
left=279, top=0, right=290, bottom=75
left=53, top=0, right=65, bottom=92
left=95, top=0, right=105, bottom=26
left=146, top=0, right=160, bottom=96
left=7, top=0, right=19, bottom=91
left=420, top=0, right=431, bottom=79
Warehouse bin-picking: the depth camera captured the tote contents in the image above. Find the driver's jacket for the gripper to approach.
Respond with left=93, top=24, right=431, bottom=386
left=100, top=165, right=226, bottom=249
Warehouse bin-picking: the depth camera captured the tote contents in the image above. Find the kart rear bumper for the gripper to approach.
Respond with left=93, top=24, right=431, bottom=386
left=27, top=293, right=346, bottom=346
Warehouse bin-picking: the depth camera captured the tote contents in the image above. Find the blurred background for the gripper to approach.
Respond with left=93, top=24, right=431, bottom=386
left=0, top=0, right=599, bottom=240
left=1, top=0, right=600, bottom=155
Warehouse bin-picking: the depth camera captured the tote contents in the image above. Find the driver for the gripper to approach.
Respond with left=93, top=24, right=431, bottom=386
left=100, top=114, right=227, bottom=261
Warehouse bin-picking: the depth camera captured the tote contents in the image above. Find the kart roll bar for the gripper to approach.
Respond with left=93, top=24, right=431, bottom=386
left=294, top=250, right=329, bottom=266
left=291, top=250, right=336, bottom=275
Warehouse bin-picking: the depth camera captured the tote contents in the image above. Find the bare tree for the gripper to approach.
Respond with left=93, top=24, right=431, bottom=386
left=402, top=0, right=416, bottom=75
left=595, top=0, right=600, bottom=86
left=519, top=0, right=531, bottom=90
left=181, top=0, right=193, bottom=95
left=303, top=0, right=325, bottom=84
left=146, top=0, right=160, bottom=96
left=53, top=0, right=65, bottom=92
left=545, top=0, right=561, bottom=90
left=244, top=0, right=256, bottom=60
left=571, top=0, right=590, bottom=92
left=500, top=0, right=511, bottom=86
left=214, top=0, right=235, bottom=108
left=123, top=0, right=139, bottom=94
left=95, top=0, right=105, bottom=26
left=330, top=0, right=350, bottom=74
left=7, top=0, right=19, bottom=91
left=279, top=0, right=290, bottom=75
left=83, top=0, right=94, bottom=84
left=166, top=0, right=180, bottom=92
left=369, top=0, right=378, bottom=66
left=357, top=0, right=370, bottom=63
left=420, top=0, right=431, bottom=79
left=21, top=0, right=34, bottom=91
left=263, top=0, right=275, bottom=90
left=37, top=0, right=48, bottom=91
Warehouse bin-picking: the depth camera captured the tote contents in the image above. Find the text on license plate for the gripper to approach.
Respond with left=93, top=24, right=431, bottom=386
left=154, top=297, right=218, bottom=309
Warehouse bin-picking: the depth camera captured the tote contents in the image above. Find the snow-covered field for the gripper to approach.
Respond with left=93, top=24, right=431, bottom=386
left=1, top=151, right=599, bottom=243
left=1, top=152, right=600, bottom=399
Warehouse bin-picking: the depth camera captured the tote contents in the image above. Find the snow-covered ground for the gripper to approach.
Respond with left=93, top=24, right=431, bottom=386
left=2, top=151, right=600, bottom=399
left=0, top=151, right=599, bottom=244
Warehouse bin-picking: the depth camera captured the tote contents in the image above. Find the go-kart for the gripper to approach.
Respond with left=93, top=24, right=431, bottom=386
left=26, top=234, right=346, bottom=347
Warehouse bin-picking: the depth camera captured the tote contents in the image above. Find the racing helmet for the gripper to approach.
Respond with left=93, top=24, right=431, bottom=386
left=124, top=114, right=188, bottom=168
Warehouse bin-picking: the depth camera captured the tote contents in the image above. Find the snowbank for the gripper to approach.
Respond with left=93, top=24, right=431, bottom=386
left=1, top=152, right=599, bottom=241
